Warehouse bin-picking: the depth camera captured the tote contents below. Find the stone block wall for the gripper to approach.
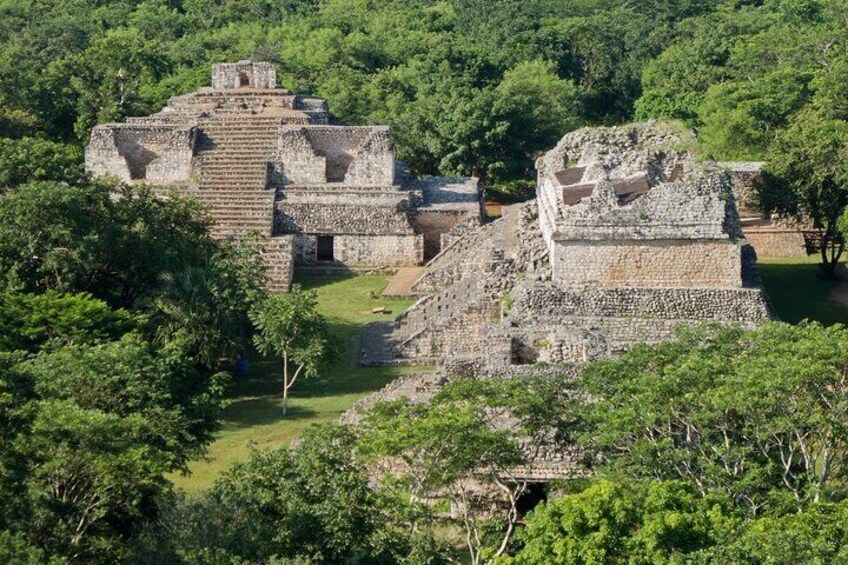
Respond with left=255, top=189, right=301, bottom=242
left=744, top=227, right=809, bottom=258
left=511, top=283, right=772, bottom=325
left=263, top=235, right=295, bottom=291
left=86, top=125, right=194, bottom=184
left=294, top=233, right=422, bottom=266
left=274, top=126, right=395, bottom=186
left=276, top=199, right=416, bottom=235
left=553, top=239, right=743, bottom=289
left=275, top=128, right=326, bottom=184
left=412, top=209, right=467, bottom=260
left=211, top=61, right=276, bottom=89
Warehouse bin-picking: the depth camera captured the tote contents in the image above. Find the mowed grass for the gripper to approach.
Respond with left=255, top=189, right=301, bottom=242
left=759, top=255, right=848, bottom=325
left=170, top=273, right=425, bottom=494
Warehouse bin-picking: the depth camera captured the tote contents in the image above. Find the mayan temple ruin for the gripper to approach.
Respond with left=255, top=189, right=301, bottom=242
left=85, top=61, right=482, bottom=290
left=349, top=121, right=774, bottom=480
left=85, top=65, right=775, bottom=482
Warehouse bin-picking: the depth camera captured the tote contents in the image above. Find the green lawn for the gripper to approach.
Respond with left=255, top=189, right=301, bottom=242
left=170, top=273, right=425, bottom=494
left=759, top=255, right=848, bottom=325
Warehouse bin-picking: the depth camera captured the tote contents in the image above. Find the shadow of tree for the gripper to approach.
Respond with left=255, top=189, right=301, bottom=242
left=759, top=259, right=848, bottom=325
left=222, top=396, right=317, bottom=430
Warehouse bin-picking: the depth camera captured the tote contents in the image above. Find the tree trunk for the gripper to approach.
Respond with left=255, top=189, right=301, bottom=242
left=820, top=227, right=845, bottom=279
left=282, top=357, right=288, bottom=416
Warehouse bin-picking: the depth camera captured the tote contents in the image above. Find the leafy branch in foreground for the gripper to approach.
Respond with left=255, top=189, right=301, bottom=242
left=580, top=321, right=848, bottom=515
left=359, top=375, right=578, bottom=565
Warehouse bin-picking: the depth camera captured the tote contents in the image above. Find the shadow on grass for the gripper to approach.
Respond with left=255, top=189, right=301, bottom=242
left=222, top=396, right=317, bottom=429
left=759, top=258, right=848, bottom=325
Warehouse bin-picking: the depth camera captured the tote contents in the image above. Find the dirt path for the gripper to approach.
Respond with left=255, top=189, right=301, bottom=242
left=382, top=266, right=425, bottom=297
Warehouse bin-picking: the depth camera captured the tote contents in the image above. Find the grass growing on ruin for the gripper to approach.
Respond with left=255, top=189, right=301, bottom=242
left=759, top=255, right=848, bottom=325
left=170, top=273, right=425, bottom=494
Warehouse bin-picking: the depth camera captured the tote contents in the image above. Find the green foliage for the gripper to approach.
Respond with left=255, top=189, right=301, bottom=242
left=251, top=285, right=337, bottom=414
left=0, top=290, right=134, bottom=352
left=0, top=138, right=85, bottom=190
left=152, top=235, right=268, bottom=370
left=503, top=480, right=848, bottom=564
left=0, top=181, right=212, bottom=302
left=761, top=109, right=848, bottom=275
left=149, top=425, right=450, bottom=564
left=637, top=0, right=848, bottom=161
left=0, top=334, right=227, bottom=562
left=579, top=322, right=848, bottom=515
left=502, top=480, right=738, bottom=564
left=0, top=175, right=265, bottom=560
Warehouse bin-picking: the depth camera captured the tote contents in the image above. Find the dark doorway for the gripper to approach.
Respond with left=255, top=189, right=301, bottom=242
left=238, top=71, right=250, bottom=87
left=423, top=231, right=441, bottom=262
left=325, top=153, right=354, bottom=182
left=516, top=483, right=547, bottom=517
left=317, top=236, right=334, bottom=262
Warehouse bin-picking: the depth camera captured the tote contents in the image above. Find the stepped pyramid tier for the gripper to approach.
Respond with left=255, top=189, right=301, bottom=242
left=85, top=61, right=483, bottom=290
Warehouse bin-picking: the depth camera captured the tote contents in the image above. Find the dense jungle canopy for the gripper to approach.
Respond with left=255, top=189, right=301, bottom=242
left=2, top=0, right=847, bottom=192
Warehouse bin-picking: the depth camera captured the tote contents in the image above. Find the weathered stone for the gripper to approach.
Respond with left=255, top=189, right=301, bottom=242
left=85, top=61, right=483, bottom=291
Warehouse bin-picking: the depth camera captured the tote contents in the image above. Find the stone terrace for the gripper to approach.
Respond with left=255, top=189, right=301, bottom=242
left=85, top=61, right=482, bottom=290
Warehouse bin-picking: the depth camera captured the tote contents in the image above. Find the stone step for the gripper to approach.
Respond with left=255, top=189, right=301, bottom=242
left=195, top=149, right=275, bottom=156
left=200, top=184, right=268, bottom=190
left=196, top=157, right=268, bottom=163
left=197, top=144, right=274, bottom=148
left=198, top=135, right=279, bottom=141
left=199, top=171, right=267, bottom=178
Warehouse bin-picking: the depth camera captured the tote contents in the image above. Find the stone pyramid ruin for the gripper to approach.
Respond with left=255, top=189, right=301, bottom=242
left=86, top=61, right=483, bottom=291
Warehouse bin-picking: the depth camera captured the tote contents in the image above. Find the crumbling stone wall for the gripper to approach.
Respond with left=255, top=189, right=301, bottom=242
left=86, top=125, right=194, bottom=184
left=211, top=61, right=276, bottom=89
left=274, top=126, right=395, bottom=186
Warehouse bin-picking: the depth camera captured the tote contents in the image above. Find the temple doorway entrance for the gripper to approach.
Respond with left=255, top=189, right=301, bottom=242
left=317, top=235, right=334, bottom=262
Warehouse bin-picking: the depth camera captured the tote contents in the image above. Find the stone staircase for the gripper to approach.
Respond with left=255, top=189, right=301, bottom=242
left=362, top=271, right=496, bottom=365
left=188, top=116, right=295, bottom=291
left=195, top=117, right=281, bottom=190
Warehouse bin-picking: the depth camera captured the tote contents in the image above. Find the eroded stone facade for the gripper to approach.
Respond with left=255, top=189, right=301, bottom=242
left=86, top=61, right=483, bottom=290
left=351, top=122, right=774, bottom=481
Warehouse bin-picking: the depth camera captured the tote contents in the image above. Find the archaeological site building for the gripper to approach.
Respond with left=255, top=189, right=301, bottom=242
left=85, top=61, right=482, bottom=290
left=364, top=122, right=772, bottom=371
left=352, top=122, right=774, bottom=481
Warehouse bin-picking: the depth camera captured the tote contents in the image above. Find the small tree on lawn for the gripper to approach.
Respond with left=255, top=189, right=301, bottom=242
left=250, top=285, right=336, bottom=415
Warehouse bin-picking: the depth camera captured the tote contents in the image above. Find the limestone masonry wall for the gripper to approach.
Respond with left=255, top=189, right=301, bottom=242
left=553, top=239, right=743, bottom=289
left=744, top=228, right=809, bottom=258
left=511, top=284, right=772, bottom=324
left=294, top=233, right=422, bottom=266
left=86, top=125, right=194, bottom=184
left=276, top=200, right=416, bottom=235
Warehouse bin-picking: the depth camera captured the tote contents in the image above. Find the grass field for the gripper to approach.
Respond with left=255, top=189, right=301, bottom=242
left=758, top=255, right=848, bottom=325
left=170, top=273, right=424, bottom=494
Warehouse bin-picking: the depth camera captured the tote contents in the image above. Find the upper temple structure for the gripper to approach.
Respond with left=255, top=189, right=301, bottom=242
left=85, top=61, right=482, bottom=290
left=363, top=122, right=772, bottom=370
